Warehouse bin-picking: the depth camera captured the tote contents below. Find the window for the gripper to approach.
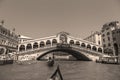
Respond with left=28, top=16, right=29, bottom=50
left=106, top=27, right=109, bottom=30
left=98, top=41, right=100, bottom=45
left=113, top=37, right=116, bottom=41
left=102, top=34, right=105, bottom=37
left=103, top=39, right=105, bottom=42
left=108, top=37, right=110, bottom=41
left=107, top=32, right=110, bottom=35
left=112, top=32, right=115, bottom=34
left=108, top=43, right=111, bottom=46
left=103, top=44, right=106, bottom=47
left=102, top=30, right=104, bottom=32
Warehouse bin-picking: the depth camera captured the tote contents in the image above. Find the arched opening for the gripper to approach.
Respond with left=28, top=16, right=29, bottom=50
left=19, top=45, right=25, bottom=51
left=46, top=40, right=51, bottom=46
left=40, top=41, right=45, bottom=47
left=33, top=42, right=38, bottom=49
left=0, top=48, right=5, bottom=55
left=114, top=43, right=118, bottom=56
left=98, top=48, right=102, bottom=53
left=81, top=43, right=86, bottom=48
left=87, top=44, right=91, bottom=50
left=92, top=46, right=97, bottom=51
left=69, top=40, right=74, bottom=45
left=52, top=39, right=57, bottom=45
left=26, top=44, right=32, bottom=50
left=75, top=41, right=80, bottom=46
left=16, top=45, right=18, bottom=48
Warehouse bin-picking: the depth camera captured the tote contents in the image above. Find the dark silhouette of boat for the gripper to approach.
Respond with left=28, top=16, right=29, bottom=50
left=0, top=59, right=13, bottom=65
left=48, top=65, right=63, bottom=80
left=47, top=57, right=54, bottom=67
left=0, top=54, right=14, bottom=65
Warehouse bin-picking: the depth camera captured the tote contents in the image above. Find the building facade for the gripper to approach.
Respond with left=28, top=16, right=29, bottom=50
left=101, top=21, right=120, bottom=56
left=84, top=31, right=102, bottom=46
left=0, top=23, right=18, bottom=55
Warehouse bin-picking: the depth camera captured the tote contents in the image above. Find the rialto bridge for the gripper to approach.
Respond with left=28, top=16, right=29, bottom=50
left=16, top=32, right=106, bottom=61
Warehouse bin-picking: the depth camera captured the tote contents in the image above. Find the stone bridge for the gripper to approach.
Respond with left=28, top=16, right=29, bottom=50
left=16, top=32, right=106, bottom=61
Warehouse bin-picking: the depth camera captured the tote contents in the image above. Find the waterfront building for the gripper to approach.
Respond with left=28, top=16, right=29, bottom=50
left=84, top=31, right=102, bottom=46
left=101, top=21, right=120, bottom=56
left=0, top=22, right=18, bottom=55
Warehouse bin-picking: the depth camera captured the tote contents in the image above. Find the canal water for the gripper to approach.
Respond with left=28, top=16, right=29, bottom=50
left=0, top=61, right=120, bottom=80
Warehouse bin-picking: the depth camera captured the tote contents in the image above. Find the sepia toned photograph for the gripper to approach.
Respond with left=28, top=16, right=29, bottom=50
left=0, top=0, right=120, bottom=80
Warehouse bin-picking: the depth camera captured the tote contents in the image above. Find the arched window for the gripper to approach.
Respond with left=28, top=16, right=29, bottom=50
left=19, top=45, right=25, bottom=51
left=52, top=39, right=57, bottom=45
left=87, top=44, right=91, bottom=49
left=46, top=40, right=51, bottom=46
left=92, top=46, right=97, bottom=51
left=16, top=45, right=18, bottom=48
left=75, top=41, right=80, bottom=46
left=26, top=43, right=32, bottom=50
left=81, top=43, right=86, bottom=47
left=69, top=40, right=74, bottom=45
left=0, top=48, right=5, bottom=55
left=33, top=42, right=38, bottom=49
left=40, top=41, right=45, bottom=47
left=98, top=48, right=102, bottom=53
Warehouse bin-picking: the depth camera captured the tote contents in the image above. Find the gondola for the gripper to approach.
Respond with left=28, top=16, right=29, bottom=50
left=47, top=54, right=55, bottom=67
left=48, top=65, right=63, bottom=80
left=47, top=58, right=54, bottom=67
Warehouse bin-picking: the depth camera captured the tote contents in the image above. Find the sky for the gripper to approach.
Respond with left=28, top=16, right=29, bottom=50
left=0, top=0, right=120, bottom=39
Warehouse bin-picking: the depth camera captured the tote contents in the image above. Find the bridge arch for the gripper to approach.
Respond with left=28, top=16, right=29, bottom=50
left=52, top=39, right=57, bottom=45
left=17, top=32, right=103, bottom=55
left=40, top=41, right=45, bottom=47
left=81, top=43, right=86, bottom=48
left=26, top=43, right=32, bottom=50
left=98, top=47, right=102, bottom=53
left=75, top=41, right=80, bottom=46
left=46, top=40, right=51, bottom=46
left=19, top=45, right=25, bottom=51
left=87, top=44, right=91, bottom=50
left=37, top=48, right=91, bottom=61
left=69, top=40, right=74, bottom=45
left=92, top=46, right=97, bottom=51
left=33, top=42, right=38, bottom=49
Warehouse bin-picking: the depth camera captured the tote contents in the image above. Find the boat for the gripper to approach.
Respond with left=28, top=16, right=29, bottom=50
left=0, top=54, right=14, bottom=65
left=0, top=47, right=14, bottom=65
left=48, top=65, right=63, bottom=80
left=47, top=57, right=54, bottom=67
left=96, top=56, right=119, bottom=64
